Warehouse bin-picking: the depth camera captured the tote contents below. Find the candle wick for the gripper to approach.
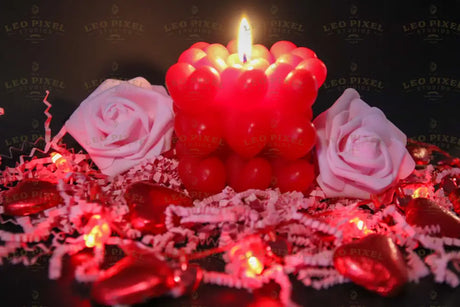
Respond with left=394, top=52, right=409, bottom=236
left=243, top=54, right=247, bottom=64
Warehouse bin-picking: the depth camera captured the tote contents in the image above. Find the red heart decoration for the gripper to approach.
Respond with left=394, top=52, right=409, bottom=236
left=178, top=156, right=226, bottom=199
left=2, top=179, right=62, bottom=216
left=333, top=234, right=408, bottom=296
left=124, top=181, right=193, bottom=234
left=225, top=154, right=272, bottom=192
left=405, top=197, right=460, bottom=238
left=91, top=255, right=174, bottom=306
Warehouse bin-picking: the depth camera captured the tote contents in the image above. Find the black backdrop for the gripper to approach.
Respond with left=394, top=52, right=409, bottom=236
left=0, top=0, right=460, bottom=306
left=0, top=0, right=459, bottom=160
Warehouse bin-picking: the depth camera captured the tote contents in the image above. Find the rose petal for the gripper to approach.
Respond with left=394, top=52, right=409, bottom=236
left=66, top=78, right=174, bottom=177
left=313, top=88, right=415, bottom=199
left=316, top=88, right=360, bottom=138
left=347, top=98, right=372, bottom=120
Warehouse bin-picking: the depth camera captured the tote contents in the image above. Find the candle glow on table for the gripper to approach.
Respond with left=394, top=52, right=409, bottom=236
left=166, top=17, right=327, bottom=198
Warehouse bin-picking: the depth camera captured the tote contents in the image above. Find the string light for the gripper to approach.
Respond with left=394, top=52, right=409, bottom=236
left=50, top=152, right=71, bottom=173
left=412, top=186, right=429, bottom=198
left=246, top=253, right=264, bottom=277
left=84, top=215, right=111, bottom=248
left=349, top=217, right=372, bottom=235
left=228, top=237, right=267, bottom=278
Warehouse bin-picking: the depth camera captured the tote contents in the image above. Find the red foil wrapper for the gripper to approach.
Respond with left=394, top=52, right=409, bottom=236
left=91, top=255, right=175, bottom=306
left=124, top=181, right=193, bottom=234
left=405, top=197, right=460, bottom=238
left=333, top=234, right=408, bottom=296
left=2, top=179, right=62, bottom=216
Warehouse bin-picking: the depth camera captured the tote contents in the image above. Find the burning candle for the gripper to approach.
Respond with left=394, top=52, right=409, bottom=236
left=166, top=17, right=327, bottom=197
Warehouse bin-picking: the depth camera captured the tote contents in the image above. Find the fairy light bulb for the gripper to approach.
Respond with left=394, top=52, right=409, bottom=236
left=246, top=253, right=264, bottom=277
left=50, top=152, right=71, bottom=173
left=228, top=237, right=267, bottom=278
left=84, top=214, right=111, bottom=248
left=349, top=217, right=372, bottom=235
left=412, top=186, right=429, bottom=198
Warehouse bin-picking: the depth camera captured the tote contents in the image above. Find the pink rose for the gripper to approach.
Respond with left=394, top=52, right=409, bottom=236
left=313, top=88, right=415, bottom=199
left=65, top=77, right=174, bottom=176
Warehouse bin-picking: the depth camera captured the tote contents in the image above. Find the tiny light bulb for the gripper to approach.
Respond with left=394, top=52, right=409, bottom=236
left=412, top=186, right=429, bottom=198
left=84, top=215, right=111, bottom=248
left=50, top=152, right=71, bottom=173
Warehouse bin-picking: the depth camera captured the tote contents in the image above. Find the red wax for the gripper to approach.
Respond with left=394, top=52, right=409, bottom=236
left=166, top=40, right=327, bottom=198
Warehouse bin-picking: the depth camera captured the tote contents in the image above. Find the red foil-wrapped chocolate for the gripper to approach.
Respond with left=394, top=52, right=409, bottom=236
left=333, top=234, right=408, bottom=296
left=91, top=255, right=175, bottom=306
left=449, top=188, right=460, bottom=215
left=405, top=197, right=460, bottom=238
left=124, top=181, right=193, bottom=234
left=2, top=179, right=63, bottom=216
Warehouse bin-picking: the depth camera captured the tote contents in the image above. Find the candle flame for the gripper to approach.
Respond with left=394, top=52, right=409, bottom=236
left=237, top=17, right=252, bottom=63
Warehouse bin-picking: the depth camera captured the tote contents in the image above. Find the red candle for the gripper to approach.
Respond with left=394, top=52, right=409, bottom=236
left=166, top=17, right=327, bottom=198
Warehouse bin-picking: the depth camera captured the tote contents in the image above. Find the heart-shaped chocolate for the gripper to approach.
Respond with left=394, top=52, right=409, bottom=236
left=2, top=179, right=62, bottom=216
left=124, top=181, right=193, bottom=234
left=448, top=188, right=460, bottom=215
left=333, top=234, right=408, bottom=296
left=91, top=255, right=174, bottom=306
left=405, top=197, right=460, bottom=238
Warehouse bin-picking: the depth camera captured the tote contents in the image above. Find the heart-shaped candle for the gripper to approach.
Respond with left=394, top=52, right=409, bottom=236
left=333, top=234, right=408, bottom=296
left=124, top=181, right=193, bottom=234
left=2, top=179, right=63, bottom=216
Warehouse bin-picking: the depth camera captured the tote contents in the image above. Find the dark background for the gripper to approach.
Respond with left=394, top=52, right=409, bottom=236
left=0, top=0, right=459, bottom=306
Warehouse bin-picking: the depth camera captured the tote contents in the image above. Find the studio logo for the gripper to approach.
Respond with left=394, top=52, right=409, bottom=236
left=3, top=4, right=65, bottom=44
left=83, top=61, right=126, bottom=92
left=323, top=62, right=384, bottom=93
left=83, top=4, right=145, bottom=42
left=402, top=4, right=460, bottom=43
left=412, top=132, right=460, bottom=154
left=322, top=3, right=384, bottom=44
left=4, top=118, right=44, bottom=148
left=163, top=5, right=224, bottom=41
left=3, top=61, right=66, bottom=101
left=429, top=117, right=438, bottom=130
left=401, top=61, right=460, bottom=102
left=265, top=4, right=305, bottom=42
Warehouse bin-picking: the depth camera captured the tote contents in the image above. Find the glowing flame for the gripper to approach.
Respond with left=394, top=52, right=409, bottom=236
left=412, top=186, right=429, bottom=198
left=50, top=152, right=71, bottom=173
left=237, top=17, right=252, bottom=63
left=84, top=215, right=111, bottom=248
